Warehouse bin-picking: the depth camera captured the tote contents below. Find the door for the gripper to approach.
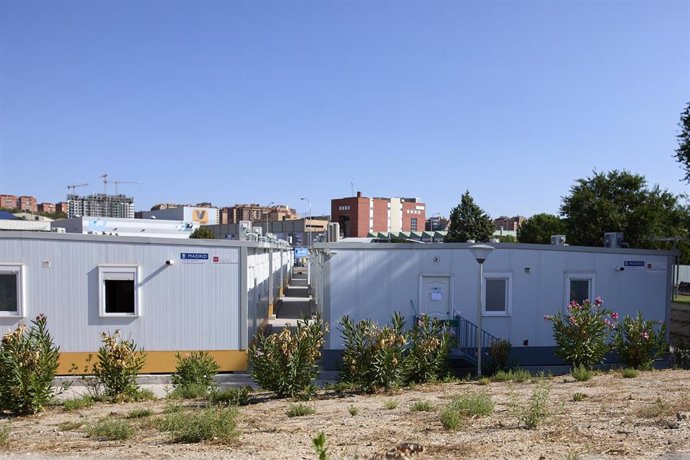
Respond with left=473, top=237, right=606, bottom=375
left=420, top=275, right=451, bottom=318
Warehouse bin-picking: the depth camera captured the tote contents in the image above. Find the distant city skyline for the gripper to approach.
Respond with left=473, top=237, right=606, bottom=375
left=1, top=1, right=688, bottom=219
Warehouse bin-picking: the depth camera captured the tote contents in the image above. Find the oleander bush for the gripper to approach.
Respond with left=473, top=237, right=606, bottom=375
left=613, top=312, right=667, bottom=370
left=487, top=339, right=512, bottom=373
left=248, top=313, right=326, bottom=399
left=171, top=351, right=220, bottom=396
left=92, top=330, right=146, bottom=402
left=339, top=312, right=407, bottom=392
left=0, top=314, right=64, bottom=415
left=405, top=314, right=454, bottom=384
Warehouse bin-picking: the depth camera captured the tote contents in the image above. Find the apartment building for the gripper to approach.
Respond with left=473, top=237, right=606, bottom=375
left=331, top=192, right=426, bottom=238
left=67, top=193, right=135, bottom=218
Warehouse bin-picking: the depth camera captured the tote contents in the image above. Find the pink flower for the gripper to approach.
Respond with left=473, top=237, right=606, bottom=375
left=569, top=316, right=577, bottom=325
left=594, top=297, right=603, bottom=306
left=642, top=332, right=650, bottom=340
left=543, top=315, right=552, bottom=321
left=610, top=312, right=619, bottom=320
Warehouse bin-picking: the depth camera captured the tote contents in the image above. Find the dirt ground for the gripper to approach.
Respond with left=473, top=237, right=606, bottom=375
left=2, top=370, right=690, bottom=459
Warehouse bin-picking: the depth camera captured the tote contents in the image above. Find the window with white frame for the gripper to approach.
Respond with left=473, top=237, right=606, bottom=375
left=483, top=273, right=511, bottom=315
left=98, top=265, right=140, bottom=317
left=410, top=218, right=418, bottom=231
left=566, top=273, right=594, bottom=305
left=0, top=264, right=23, bottom=317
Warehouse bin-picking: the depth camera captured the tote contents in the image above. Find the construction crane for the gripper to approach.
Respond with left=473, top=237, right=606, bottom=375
left=112, top=180, right=142, bottom=195
left=67, top=183, right=88, bottom=197
left=99, top=174, right=109, bottom=194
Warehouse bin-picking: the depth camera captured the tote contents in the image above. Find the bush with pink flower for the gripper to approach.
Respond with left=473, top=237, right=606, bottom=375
left=545, top=297, right=616, bottom=369
left=613, top=312, right=667, bottom=370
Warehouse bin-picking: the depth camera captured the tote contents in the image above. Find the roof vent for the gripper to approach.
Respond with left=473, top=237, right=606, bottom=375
left=550, top=235, right=566, bottom=246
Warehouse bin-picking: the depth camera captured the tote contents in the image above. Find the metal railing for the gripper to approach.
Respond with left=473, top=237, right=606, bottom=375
left=453, top=315, right=501, bottom=364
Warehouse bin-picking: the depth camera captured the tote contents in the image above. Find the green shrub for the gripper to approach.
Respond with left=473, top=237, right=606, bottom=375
left=248, top=313, right=326, bottom=399
left=570, top=364, right=593, bottom=382
left=487, top=339, right=512, bottom=373
left=127, top=408, right=153, bottom=419
left=405, top=314, right=453, bottom=384
left=545, top=298, right=615, bottom=369
left=57, top=421, right=83, bottom=431
left=171, top=351, right=219, bottom=392
left=286, top=403, right=316, bottom=417
left=520, top=383, right=550, bottom=429
left=338, top=312, right=407, bottom=392
left=477, top=377, right=491, bottom=386
left=134, top=388, right=157, bottom=401
left=86, top=418, right=135, bottom=441
left=439, top=392, right=493, bottom=430
left=638, top=397, right=673, bottom=418
left=621, top=368, right=640, bottom=378
left=160, top=407, right=238, bottom=444
left=92, top=330, right=146, bottom=402
left=209, top=386, right=252, bottom=406
left=613, top=313, right=667, bottom=370
left=670, top=338, right=690, bottom=369
left=572, top=392, right=587, bottom=402
left=0, top=314, right=63, bottom=415
left=410, top=400, right=435, bottom=412
left=347, top=405, right=359, bottom=416
left=63, top=395, right=94, bottom=411
left=383, top=399, right=398, bottom=410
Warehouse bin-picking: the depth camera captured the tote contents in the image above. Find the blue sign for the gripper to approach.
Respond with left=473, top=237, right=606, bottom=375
left=181, top=253, right=209, bottom=260
left=294, top=248, right=309, bottom=258
left=624, top=260, right=644, bottom=267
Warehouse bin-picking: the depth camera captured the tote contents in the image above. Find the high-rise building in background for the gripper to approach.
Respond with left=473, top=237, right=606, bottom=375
left=219, top=204, right=297, bottom=225
left=67, top=194, right=135, bottom=218
left=331, top=191, right=426, bottom=238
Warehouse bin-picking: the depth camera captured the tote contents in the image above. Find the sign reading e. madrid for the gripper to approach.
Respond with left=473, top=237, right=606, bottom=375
left=180, top=252, right=209, bottom=263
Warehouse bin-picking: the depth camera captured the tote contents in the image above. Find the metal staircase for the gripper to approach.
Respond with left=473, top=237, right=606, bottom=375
left=452, top=315, right=501, bottom=366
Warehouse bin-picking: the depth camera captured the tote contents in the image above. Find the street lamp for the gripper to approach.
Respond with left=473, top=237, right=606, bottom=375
left=469, top=244, right=494, bottom=376
left=265, top=202, right=275, bottom=236
left=300, top=197, right=312, bottom=285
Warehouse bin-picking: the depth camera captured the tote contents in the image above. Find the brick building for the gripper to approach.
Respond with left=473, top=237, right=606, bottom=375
left=38, top=203, right=56, bottom=214
left=0, top=194, right=17, bottom=209
left=56, top=202, right=69, bottom=215
left=331, top=192, right=426, bottom=238
left=493, top=215, right=526, bottom=232
left=17, top=196, right=37, bottom=213
left=220, top=204, right=297, bottom=225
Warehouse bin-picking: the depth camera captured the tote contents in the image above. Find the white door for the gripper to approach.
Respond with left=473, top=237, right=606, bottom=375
left=420, top=276, right=451, bottom=318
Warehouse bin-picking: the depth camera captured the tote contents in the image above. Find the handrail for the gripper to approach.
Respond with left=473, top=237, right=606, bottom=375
left=453, top=315, right=501, bottom=364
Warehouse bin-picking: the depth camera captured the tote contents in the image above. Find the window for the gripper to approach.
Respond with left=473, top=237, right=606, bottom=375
left=98, top=265, right=140, bottom=317
left=566, top=274, right=594, bottom=305
left=410, top=218, right=418, bottom=231
left=483, top=273, right=511, bottom=315
left=0, top=264, right=23, bottom=317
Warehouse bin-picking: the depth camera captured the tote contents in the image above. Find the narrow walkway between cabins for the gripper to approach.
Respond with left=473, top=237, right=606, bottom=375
left=268, top=266, right=312, bottom=329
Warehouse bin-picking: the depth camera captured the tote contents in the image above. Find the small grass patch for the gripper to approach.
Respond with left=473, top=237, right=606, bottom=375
left=348, top=405, right=359, bottom=416
left=127, top=408, right=153, bottom=419
left=440, top=392, right=493, bottom=431
left=477, top=377, right=491, bottom=386
left=530, top=371, right=552, bottom=384
left=286, top=403, right=316, bottom=417
left=622, top=368, right=640, bottom=379
left=63, top=395, right=94, bottom=411
left=410, top=400, right=435, bottom=412
left=159, top=407, right=238, bottom=444
left=383, top=400, right=398, bottom=410
left=169, top=383, right=208, bottom=400
left=573, top=392, right=587, bottom=402
left=638, top=398, right=673, bottom=418
left=164, top=402, right=185, bottom=414
left=134, top=389, right=157, bottom=401
left=209, top=386, right=251, bottom=406
left=0, top=425, right=9, bottom=448
left=570, top=365, right=593, bottom=382
left=86, top=418, right=135, bottom=441
left=491, top=369, right=531, bottom=383
left=57, top=421, right=83, bottom=431
left=520, top=383, right=550, bottom=429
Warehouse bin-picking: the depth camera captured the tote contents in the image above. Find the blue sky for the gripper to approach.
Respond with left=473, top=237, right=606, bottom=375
left=1, top=0, right=688, bottom=219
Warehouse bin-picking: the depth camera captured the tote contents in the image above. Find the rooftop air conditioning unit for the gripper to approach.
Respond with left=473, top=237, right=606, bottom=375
left=328, top=222, right=340, bottom=243
left=604, top=232, right=625, bottom=248
left=550, top=235, right=566, bottom=246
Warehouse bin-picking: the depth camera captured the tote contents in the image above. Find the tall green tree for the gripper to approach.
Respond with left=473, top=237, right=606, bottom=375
left=444, top=191, right=494, bottom=243
left=517, top=213, right=566, bottom=244
left=190, top=227, right=215, bottom=239
left=674, top=102, right=690, bottom=182
left=560, top=170, right=687, bottom=248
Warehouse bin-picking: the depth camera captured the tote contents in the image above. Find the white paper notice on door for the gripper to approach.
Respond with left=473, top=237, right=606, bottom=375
left=431, top=292, right=443, bottom=301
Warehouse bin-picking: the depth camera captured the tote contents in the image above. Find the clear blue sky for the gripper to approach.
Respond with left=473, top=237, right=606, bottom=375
left=1, top=0, right=688, bottom=219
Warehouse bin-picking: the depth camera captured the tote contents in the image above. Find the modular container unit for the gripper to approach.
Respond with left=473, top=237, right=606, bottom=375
left=0, top=232, right=292, bottom=374
left=311, top=242, right=675, bottom=367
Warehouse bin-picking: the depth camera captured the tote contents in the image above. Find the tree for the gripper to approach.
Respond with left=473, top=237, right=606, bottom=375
left=444, top=191, right=494, bottom=243
left=560, top=170, right=687, bottom=248
left=517, top=213, right=566, bottom=244
left=674, top=102, right=690, bottom=182
left=190, top=227, right=215, bottom=239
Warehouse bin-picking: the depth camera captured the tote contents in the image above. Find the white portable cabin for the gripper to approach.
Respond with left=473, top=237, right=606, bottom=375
left=0, top=232, right=292, bottom=373
left=310, top=242, right=675, bottom=367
